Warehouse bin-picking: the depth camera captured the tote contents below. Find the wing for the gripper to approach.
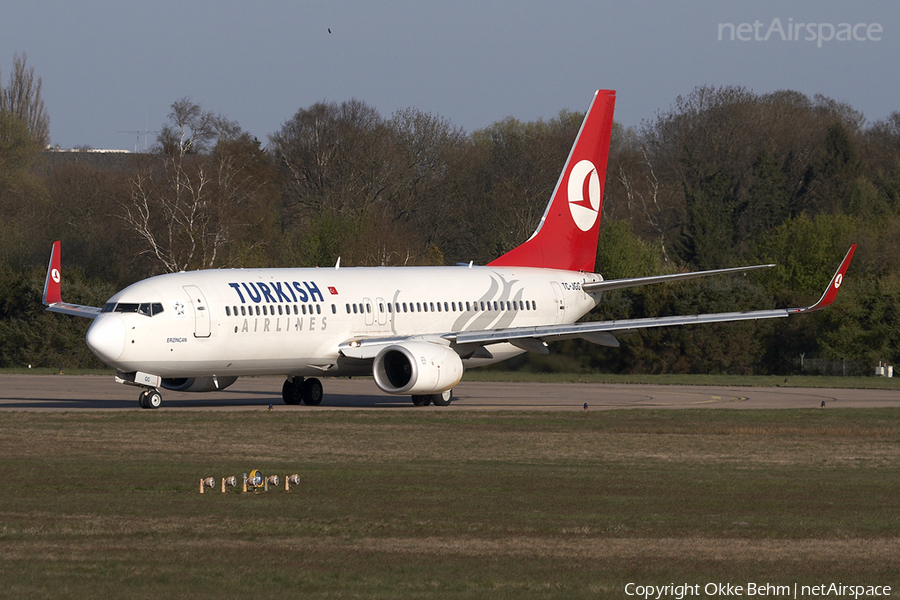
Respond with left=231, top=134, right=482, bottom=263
left=453, top=245, right=856, bottom=349
left=339, top=246, right=856, bottom=360
left=42, top=241, right=103, bottom=319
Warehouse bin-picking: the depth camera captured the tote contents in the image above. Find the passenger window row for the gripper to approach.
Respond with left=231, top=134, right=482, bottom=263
left=224, top=299, right=538, bottom=319
left=344, top=299, right=537, bottom=314
left=225, top=304, right=325, bottom=317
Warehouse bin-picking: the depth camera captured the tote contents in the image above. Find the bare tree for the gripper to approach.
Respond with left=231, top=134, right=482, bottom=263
left=386, top=107, right=467, bottom=238
left=0, top=53, right=50, bottom=147
left=122, top=99, right=273, bottom=273
left=613, top=145, right=671, bottom=262
left=156, top=97, right=224, bottom=156
left=269, top=99, right=394, bottom=219
left=470, top=110, right=583, bottom=256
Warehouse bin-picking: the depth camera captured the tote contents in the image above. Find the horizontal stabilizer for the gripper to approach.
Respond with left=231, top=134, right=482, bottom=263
left=42, top=241, right=102, bottom=319
left=584, top=263, right=773, bottom=294
left=46, top=303, right=103, bottom=318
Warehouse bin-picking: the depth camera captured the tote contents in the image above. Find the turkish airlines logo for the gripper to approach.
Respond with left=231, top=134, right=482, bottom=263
left=51, top=269, right=61, bottom=284
left=567, top=159, right=601, bottom=231
left=834, top=274, right=843, bottom=289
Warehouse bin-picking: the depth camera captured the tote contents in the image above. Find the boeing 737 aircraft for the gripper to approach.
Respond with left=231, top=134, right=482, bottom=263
left=43, top=89, right=856, bottom=408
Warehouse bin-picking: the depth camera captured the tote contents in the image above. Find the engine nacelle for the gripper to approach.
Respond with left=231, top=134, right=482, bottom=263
left=373, top=342, right=464, bottom=395
left=160, top=376, right=238, bottom=393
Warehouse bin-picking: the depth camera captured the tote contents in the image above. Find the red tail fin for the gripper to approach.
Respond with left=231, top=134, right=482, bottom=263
left=43, top=240, right=63, bottom=306
left=488, top=89, right=616, bottom=272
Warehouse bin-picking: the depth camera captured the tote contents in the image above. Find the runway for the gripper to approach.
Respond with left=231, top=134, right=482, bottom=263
left=2, top=374, right=899, bottom=411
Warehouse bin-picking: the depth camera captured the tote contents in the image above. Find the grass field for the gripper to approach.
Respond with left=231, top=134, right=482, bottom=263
left=2, top=408, right=899, bottom=598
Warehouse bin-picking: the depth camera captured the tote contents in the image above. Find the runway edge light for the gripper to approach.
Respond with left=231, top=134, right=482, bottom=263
left=245, top=470, right=263, bottom=493
left=221, top=476, right=237, bottom=493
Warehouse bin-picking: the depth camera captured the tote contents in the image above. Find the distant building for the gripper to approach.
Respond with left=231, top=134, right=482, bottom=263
left=41, top=147, right=144, bottom=174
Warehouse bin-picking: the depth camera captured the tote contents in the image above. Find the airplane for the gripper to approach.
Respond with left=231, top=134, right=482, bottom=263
left=42, top=89, right=857, bottom=409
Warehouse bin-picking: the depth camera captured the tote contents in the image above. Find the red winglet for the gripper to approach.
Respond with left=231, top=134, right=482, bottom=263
left=42, top=240, right=63, bottom=306
left=799, top=244, right=856, bottom=313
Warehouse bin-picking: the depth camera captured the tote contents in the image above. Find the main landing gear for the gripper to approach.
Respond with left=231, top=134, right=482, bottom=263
left=282, top=377, right=324, bottom=406
left=138, top=389, right=162, bottom=409
left=281, top=378, right=453, bottom=407
left=412, top=389, right=453, bottom=407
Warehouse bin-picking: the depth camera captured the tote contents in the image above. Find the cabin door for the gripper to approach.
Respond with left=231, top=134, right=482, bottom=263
left=183, top=285, right=211, bottom=338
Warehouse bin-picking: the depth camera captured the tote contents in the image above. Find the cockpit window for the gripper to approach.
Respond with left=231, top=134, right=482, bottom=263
left=104, top=302, right=164, bottom=316
left=140, top=303, right=164, bottom=316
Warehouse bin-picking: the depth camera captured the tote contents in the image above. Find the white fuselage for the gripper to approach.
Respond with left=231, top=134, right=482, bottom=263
left=86, top=265, right=602, bottom=379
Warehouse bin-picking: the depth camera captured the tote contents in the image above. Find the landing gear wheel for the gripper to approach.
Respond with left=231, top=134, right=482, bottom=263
left=147, top=390, right=162, bottom=408
left=412, top=395, right=432, bottom=407
left=431, top=390, right=452, bottom=407
left=282, top=379, right=302, bottom=405
left=138, top=390, right=162, bottom=409
left=300, top=378, right=323, bottom=405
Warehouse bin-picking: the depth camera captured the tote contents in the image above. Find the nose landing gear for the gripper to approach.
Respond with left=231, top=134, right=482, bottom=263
left=115, top=371, right=164, bottom=409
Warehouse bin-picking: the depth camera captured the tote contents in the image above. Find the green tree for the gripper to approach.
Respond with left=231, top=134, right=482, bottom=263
left=751, top=214, right=860, bottom=372
left=809, top=122, right=862, bottom=215
left=43, top=160, right=134, bottom=284
left=746, top=150, right=790, bottom=239
left=0, top=265, right=114, bottom=368
left=0, top=111, right=49, bottom=268
left=674, top=161, right=739, bottom=269
left=594, top=219, right=661, bottom=279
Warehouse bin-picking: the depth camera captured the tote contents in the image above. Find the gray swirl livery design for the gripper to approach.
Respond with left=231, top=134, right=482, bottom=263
left=42, top=90, right=856, bottom=408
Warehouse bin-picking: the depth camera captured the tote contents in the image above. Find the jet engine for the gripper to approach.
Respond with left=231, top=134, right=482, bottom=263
left=160, top=376, right=238, bottom=392
left=372, top=341, right=463, bottom=395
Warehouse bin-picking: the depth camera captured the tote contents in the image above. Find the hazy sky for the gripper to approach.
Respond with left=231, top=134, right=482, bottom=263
left=2, top=1, right=897, bottom=150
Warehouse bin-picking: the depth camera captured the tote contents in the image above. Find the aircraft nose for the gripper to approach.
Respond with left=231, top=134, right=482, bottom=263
left=86, top=315, right=126, bottom=363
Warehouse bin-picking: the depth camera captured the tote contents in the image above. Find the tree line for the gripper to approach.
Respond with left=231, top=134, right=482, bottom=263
left=1, top=56, right=898, bottom=373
